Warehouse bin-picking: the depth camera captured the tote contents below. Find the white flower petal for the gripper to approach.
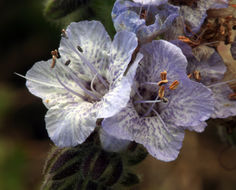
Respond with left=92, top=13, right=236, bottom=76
left=46, top=102, right=97, bottom=147
left=108, top=31, right=138, bottom=83
left=25, top=59, right=83, bottom=109
left=97, top=53, right=143, bottom=119
left=59, top=21, right=112, bottom=78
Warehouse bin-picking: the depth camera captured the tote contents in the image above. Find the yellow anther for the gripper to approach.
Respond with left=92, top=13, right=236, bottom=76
left=46, top=100, right=49, bottom=104
left=157, top=79, right=168, bottom=86
left=51, top=55, right=57, bottom=68
left=158, top=86, right=165, bottom=99
left=194, top=70, right=201, bottom=81
left=229, top=93, right=236, bottom=100
left=169, top=80, right=180, bottom=90
left=161, top=70, right=167, bottom=80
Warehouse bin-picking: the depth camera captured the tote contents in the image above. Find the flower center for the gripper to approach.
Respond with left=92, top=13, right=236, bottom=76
left=134, top=70, right=180, bottom=117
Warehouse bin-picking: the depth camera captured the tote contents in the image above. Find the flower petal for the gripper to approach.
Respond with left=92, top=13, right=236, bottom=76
left=46, top=102, right=97, bottom=147
left=137, top=40, right=187, bottom=84
left=97, top=53, right=143, bottom=118
left=102, top=103, right=185, bottom=161
left=108, top=31, right=138, bottom=83
left=211, top=85, right=236, bottom=119
left=59, top=21, right=112, bottom=78
left=160, top=80, right=215, bottom=127
left=99, top=128, right=130, bottom=152
left=25, top=59, right=83, bottom=109
left=133, top=0, right=168, bottom=6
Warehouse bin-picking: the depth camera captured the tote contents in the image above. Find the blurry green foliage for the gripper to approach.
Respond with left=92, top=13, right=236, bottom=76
left=0, top=141, right=27, bottom=190
left=43, top=0, right=116, bottom=36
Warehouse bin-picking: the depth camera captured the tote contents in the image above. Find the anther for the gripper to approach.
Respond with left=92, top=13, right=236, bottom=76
left=51, top=55, right=57, bottom=68
left=169, top=80, right=180, bottom=90
left=158, top=86, right=165, bottom=99
left=157, top=80, right=168, bottom=86
left=61, top=29, right=68, bottom=38
left=229, top=93, right=236, bottom=100
left=194, top=70, right=201, bottom=81
left=188, top=73, right=192, bottom=78
left=65, top=60, right=71, bottom=66
left=161, top=70, right=167, bottom=80
left=51, top=49, right=59, bottom=58
left=77, top=46, right=83, bottom=53
left=46, top=100, right=49, bottom=104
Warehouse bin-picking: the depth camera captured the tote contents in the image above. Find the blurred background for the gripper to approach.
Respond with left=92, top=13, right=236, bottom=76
left=0, top=0, right=236, bottom=190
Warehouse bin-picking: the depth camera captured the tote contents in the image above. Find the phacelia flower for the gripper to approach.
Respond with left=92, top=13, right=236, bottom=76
left=112, top=0, right=179, bottom=42
left=102, top=40, right=214, bottom=161
left=173, top=40, right=236, bottom=119
left=169, top=0, right=229, bottom=35
left=21, top=21, right=143, bottom=147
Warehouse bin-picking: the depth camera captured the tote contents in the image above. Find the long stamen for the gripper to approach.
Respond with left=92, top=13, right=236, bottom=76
left=207, top=79, right=236, bottom=88
left=55, top=73, right=86, bottom=100
left=57, top=63, right=100, bottom=100
left=193, top=70, right=201, bottom=81
left=134, top=99, right=162, bottom=104
left=143, top=94, right=159, bottom=117
left=75, top=46, right=109, bottom=89
left=158, top=86, right=165, bottom=99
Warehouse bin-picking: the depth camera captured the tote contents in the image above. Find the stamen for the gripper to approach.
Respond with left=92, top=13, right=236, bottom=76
left=157, top=80, right=168, bottom=86
left=56, top=62, right=100, bottom=100
left=143, top=95, right=159, bottom=117
left=76, top=50, right=109, bottom=89
left=65, top=60, right=71, bottom=66
left=55, top=73, right=86, bottom=100
left=140, top=9, right=147, bottom=20
left=61, top=29, right=68, bottom=39
left=134, top=99, right=162, bottom=104
left=193, top=70, right=201, bottom=81
left=46, top=100, right=49, bottom=104
left=207, top=79, right=236, bottom=88
left=169, top=80, right=180, bottom=90
left=161, top=70, right=167, bottom=80
left=188, top=73, right=192, bottom=78
left=51, top=55, right=57, bottom=68
left=229, top=93, right=236, bottom=100
left=158, top=86, right=165, bottom=99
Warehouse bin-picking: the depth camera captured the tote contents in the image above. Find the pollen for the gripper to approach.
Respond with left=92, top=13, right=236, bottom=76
left=169, top=80, right=180, bottom=90
left=193, top=70, right=201, bottom=81
left=158, top=86, right=165, bottom=99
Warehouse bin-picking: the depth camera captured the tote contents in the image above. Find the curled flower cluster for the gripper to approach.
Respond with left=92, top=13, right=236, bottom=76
left=21, top=0, right=236, bottom=162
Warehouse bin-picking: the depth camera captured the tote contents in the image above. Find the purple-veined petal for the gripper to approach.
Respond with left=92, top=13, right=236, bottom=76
left=59, top=21, right=112, bottom=79
left=160, top=80, right=215, bottom=127
left=133, top=0, right=168, bottom=6
left=102, top=103, right=185, bottom=161
left=46, top=101, right=97, bottom=147
left=108, top=31, right=138, bottom=83
left=211, top=85, right=236, bottom=119
left=25, top=59, right=84, bottom=109
left=97, top=53, right=143, bottom=118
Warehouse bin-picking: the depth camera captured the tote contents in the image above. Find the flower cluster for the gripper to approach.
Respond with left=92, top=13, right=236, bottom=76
left=22, top=0, right=236, bottom=162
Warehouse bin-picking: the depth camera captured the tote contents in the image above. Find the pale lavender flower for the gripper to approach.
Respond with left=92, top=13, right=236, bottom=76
left=19, top=21, right=143, bottom=147
left=102, top=40, right=214, bottom=161
left=112, top=0, right=179, bottom=42
left=173, top=40, right=236, bottom=119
